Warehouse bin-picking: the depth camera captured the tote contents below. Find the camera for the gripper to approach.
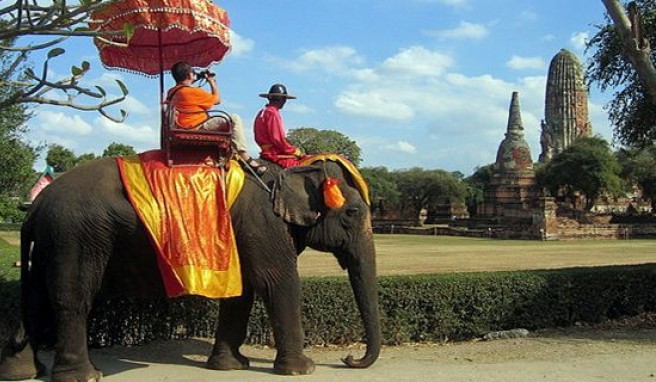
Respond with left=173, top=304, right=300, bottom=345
left=195, top=69, right=216, bottom=81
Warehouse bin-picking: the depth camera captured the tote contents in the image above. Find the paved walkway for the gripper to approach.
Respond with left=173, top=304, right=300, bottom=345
left=19, top=328, right=656, bottom=382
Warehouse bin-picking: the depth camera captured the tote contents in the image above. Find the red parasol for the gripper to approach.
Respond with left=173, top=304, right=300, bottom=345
left=90, top=0, right=231, bottom=114
left=90, top=0, right=231, bottom=77
left=90, top=0, right=232, bottom=145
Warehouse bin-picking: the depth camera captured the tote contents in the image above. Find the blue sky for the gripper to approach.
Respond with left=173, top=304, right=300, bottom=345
left=22, top=0, right=616, bottom=175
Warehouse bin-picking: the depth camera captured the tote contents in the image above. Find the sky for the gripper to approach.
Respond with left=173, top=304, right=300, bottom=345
left=18, top=0, right=618, bottom=175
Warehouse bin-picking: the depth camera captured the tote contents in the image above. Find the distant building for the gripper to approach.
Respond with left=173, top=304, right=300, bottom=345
left=539, top=49, right=593, bottom=162
left=28, top=165, right=56, bottom=202
left=479, top=91, right=539, bottom=219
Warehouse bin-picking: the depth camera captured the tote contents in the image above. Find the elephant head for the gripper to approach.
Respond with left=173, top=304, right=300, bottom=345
left=272, top=161, right=381, bottom=368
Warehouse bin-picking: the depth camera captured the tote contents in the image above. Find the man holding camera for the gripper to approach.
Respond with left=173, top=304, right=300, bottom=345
left=167, top=61, right=266, bottom=174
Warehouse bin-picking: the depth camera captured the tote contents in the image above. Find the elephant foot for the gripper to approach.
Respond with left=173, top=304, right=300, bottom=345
left=0, top=341, right=46, bottom=381
left=206, top=352, right=250, bottom=371
left=274, top=352, right=316, bottom=376
left=51, top=361, right=102, bottom=382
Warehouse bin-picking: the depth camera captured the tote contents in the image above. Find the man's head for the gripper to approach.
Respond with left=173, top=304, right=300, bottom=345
left=171, top=61, right=193, bottom=83
left=259, top=84, right=296, bottom=108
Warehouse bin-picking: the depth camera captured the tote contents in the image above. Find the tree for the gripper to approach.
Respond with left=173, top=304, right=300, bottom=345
left=0, top=21, right=38, bottom=198
left=102, top=142, right=136, bottom=157
left=616, top=145, right=656, bottom=211
left=394, top=167, right=467, bottom=226
left=601, top=0, right=656, bottom=104
left=287, top=127, right=362, bottom=166
left=588, top=0, right=656, bottom=146
left=464, top=163, right=495, bottom=217
left=359, top=166, right=401, bottom=216
left=46, top=144, right=77, bottom=172
left=76, top=153, right=98, bottom=165
left=0, top=1, right=128, bottom=122
left=541, top=136, right=623, bottom=211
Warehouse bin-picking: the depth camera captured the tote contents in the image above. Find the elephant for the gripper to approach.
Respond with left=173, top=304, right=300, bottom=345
left=0, top=155, right=380, bottom=381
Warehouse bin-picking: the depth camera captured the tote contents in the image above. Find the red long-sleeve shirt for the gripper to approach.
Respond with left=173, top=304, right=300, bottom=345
left=253, top=105, right=301, bottom=167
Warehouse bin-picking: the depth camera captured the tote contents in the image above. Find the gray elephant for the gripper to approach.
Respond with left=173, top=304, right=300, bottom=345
left=0, top=156, right=380, bottom=381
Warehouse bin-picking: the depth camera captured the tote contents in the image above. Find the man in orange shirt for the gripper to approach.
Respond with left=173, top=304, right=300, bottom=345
left=167, top=61, right=266, bottom=174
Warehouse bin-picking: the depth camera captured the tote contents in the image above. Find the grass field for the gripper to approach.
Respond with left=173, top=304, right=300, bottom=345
left=298, top=234, right=656, bottom=277
left=2, top=231, right=656, bottom=278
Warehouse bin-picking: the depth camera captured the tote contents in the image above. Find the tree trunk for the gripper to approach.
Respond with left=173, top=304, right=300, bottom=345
left=601, top=0, right=656, bottom=105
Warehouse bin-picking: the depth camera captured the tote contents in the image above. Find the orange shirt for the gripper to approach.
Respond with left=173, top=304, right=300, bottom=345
left=166, top=85, right=221, bottom=129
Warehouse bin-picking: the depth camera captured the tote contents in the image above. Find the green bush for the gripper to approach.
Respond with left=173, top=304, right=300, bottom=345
left=2, top=255, right=656, bottom=347
left=0, top=197, right=26, bottom=224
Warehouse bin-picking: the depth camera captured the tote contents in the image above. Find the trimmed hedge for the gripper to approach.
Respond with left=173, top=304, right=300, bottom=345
left=2, top=264, right=656, bottom=347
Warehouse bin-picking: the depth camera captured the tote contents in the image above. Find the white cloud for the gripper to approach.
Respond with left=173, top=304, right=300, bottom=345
left=285, top=103, right=315, bottom=114
left=506, top=55, right=546, bottom=70
left=426, top=21, right=489, bottom=41
left=384, top=141, right=417, bottom=154
left=335, top=91, right=414, bottom=120
left=96, top=117, right=158, bottom=143
left=287, top=46, right=364, bottom=75
left=120, top=96, right=150, bottom=116
left=518, top=10, right=538, bottom=23
left=34, top=110, right=93, bottom=135
left=229, top=31, right=255, bottom=57
left=570, top=32, right=589, bottom=51
left=381, top=46, right=454, bottom=78
left=321, top=42, right=552, bottom=171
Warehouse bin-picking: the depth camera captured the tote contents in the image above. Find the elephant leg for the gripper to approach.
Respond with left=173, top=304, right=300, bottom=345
left=0, top=322, right=46, bottom=381
left=49, top=252, right=103, bottom=382
left=50, top=307, right=102, bottom=382
left=207, top=288, right=254, bottom=371
left=262, top=274, right=315, bottom=376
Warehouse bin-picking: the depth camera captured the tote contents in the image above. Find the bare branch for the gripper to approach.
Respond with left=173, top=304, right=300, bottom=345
left=0, top=1, right=130, bottom=122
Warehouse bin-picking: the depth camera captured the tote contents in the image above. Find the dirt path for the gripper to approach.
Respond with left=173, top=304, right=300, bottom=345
left=19, top=326, right=656, bottom=381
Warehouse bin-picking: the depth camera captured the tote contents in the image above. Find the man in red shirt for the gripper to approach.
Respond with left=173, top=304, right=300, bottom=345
left=167, top=61, right=266, bottom=174
left=253, top=84, right=305, bottom=168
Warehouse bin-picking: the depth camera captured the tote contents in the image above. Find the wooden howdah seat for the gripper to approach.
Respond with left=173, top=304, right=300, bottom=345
left=161, top=103, right=234, bottom=167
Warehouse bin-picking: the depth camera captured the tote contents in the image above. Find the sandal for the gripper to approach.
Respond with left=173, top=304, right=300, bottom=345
left=245, top=158, right=267, bottom=175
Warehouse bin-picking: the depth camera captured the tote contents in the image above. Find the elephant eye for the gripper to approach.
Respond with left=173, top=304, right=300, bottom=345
left=346, top=207, right=359, bottom=217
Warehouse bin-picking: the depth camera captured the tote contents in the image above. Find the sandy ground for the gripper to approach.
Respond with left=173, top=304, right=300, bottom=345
left=15, top=325, right=656, bottom=382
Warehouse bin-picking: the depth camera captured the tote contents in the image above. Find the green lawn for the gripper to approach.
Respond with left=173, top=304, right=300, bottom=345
left=0, top=235, right=19, bottom=281
left=2, top=231, right=656, bottom=279
left=298, top=234, right=656, bottom=277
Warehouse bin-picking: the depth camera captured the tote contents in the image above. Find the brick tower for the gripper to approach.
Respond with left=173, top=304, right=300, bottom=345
left=539, top=49, right=593, bottom=162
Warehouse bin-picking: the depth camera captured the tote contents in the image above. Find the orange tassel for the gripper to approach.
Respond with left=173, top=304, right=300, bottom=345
left=323, top=177, right=345, bottom=208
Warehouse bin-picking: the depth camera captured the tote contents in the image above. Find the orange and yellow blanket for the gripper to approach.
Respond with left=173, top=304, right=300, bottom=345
left=116, top=150, right=243, bottom=298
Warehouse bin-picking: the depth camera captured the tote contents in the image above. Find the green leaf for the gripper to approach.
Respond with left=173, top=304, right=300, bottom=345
left=71, top=66, right=83, bottom=76
left=95, top=86, right=107, bottom=97
left=123, top=23, right=135, bottom=42
left=47, top=48, right=65, bottom=59
left=81, top=61, right=90, bottom=71
left=24, top=68, right=36, bottom=78
left=116, top=80, right=129, bottom=96
left=73, top=26, right=91, bottom=32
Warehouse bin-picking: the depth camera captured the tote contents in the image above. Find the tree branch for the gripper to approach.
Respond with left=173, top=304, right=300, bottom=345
left=0, top=1, right=129, bottom=122
left=601, top=0, right=656, bottom=105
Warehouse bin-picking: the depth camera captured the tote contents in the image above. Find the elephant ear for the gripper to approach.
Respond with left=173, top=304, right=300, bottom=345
left=272, top=166, right=324, bottom=226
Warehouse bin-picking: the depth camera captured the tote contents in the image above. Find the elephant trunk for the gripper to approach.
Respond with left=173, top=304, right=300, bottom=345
left=341, top=232, right=381, bottom=368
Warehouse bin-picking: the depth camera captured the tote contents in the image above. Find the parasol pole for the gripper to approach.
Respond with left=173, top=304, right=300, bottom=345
left=158, top=27, right=165, bottom=148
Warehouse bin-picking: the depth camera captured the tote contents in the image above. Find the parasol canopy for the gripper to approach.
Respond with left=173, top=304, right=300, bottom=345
left=90, top=0, right=231, bottom=77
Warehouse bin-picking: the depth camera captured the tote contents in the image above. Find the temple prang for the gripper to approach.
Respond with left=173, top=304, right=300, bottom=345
left=539, top=49, right=593, bottom=163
